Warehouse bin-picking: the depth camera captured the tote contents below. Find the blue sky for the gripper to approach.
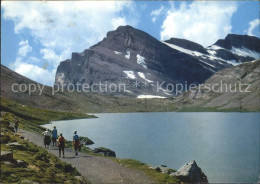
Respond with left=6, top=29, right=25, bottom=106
left=1, top=1, right=259, bottom=86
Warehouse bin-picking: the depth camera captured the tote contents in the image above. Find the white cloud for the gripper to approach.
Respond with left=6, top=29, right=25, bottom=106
left=2, top=1, right=138, bottom=85
left=18, top=40, right=32, bottom=57
left=160, top=1, right=237, bottom=46
left=13, top=39, right=54, bottom=84
left=40, top=48, right=62, bottom=68
left=111, top=17, right=127, bottom=29
left=12, top=57, right=55, bottom=86
left=247, top=19, right=260, bottom=36
left=151, top=6, right=165, bottom=23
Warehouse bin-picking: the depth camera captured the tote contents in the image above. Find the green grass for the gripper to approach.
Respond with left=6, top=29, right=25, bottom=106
left=115, top=159, right=179, bottom=183
left=178, top=104, right=256, bottom=112
left=1, top=116, right=90, bottom=184
left=1, top=98, right=96, bottom=133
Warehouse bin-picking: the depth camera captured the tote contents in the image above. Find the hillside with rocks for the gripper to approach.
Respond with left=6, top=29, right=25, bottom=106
left=176, top=59, right=260, bottom=111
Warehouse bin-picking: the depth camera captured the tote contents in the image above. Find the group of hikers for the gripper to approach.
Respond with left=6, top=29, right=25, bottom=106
left=43, top=126, right=80, bottom=158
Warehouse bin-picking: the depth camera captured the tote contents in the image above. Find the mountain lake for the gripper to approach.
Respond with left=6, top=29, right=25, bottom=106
left=42, top=112, right=260, bottom=183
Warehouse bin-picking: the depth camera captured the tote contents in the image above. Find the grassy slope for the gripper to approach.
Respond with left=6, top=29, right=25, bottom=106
left=1, top=98, right=95, bottom=133
left=175, top=60, right=260, bottom=112
left=1, top=112, right=90, bottom=184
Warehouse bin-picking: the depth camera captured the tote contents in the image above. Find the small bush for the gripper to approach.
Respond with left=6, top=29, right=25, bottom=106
left=1, top=134, right=11, bottom=144
left=64, top=164, right=74, bottom=173
left=35, top=152, right=49, bottom=162
left=54, top=163, right=63, bottom=169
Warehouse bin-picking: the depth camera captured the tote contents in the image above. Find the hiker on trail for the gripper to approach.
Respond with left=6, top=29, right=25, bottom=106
left=51, top=126, right=58, bottom=146
left=43, top=129, right=51, bottom=149
left=73, top=131, right=80, bottom=157
left=58, top=133, right=65, bottom=158
left=14, top=118, right=19, bottom=133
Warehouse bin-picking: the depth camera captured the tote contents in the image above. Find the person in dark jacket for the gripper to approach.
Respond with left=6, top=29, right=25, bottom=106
left=73, top=131, right=79, bottom=157
left=51, top=126, right=58, bottom=146
left=58, top=133, right=65, bottom=158
left=43, top=129, right=51, bottom=149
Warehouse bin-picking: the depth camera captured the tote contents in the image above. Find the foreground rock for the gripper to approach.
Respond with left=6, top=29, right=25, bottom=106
left=6, top=142, right=25, bottom=150
left=1, top=151, right=13, bottom=161
left=151, top=165, right=176, bottom=175
left=16, top=160, right=28, bottom=168
left=93, top=147, right=116, bottom=157
left=170, top=160, right=208, bottom=183
left=79, top=136, right=94, bottom=145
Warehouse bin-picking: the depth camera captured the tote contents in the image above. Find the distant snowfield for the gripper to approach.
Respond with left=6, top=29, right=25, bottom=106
left=208, top=45, right=260, bottom=61
left=163, top=42, right=253, bottom=67
left=230, top=47, right=260, bottom=59
left=123, top=71, right=136, bottom=79
left=137, top=95, right=166, bottom=99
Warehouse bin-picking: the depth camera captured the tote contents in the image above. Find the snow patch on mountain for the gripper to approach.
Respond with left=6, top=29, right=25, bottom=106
left=124, top=89, right=133, bottom=94
left=123, top=71, right=136, bottom=79
left=125, top=51, right=130, bottom=59
left=207, top=45, right=223, bottom=50
left=136, top=54, right=147, bottom=68
left=207, top=45, right=260, bottom=60
left=226, top=60, right=241, bottom=66
left=137, top=72, right=153, bottom=83
left=164, top=41, right=252, bottom=67
left=192, top=51, right=203, bottom=57
left=163, top=42, right=220, bottom=68
left=114, top=51, right=122, bottom=55
left=230, top=47, right=260, bottom=59
left=137, top=95, right=166, bottom=99
left=163, top=42, right=195, bottom=56
left=206, top=49, right=216, bottom=55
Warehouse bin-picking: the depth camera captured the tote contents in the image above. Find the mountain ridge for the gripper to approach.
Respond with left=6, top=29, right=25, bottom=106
left=55, top=25, right=260, bottom=98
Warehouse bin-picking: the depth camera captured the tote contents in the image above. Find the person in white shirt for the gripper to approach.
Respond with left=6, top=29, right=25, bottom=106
left=43, top=129, right=51, bottom=149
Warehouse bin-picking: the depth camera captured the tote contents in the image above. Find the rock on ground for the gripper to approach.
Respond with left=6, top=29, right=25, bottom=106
left=93, top=147, right=116, bottom=157
left=171, top=160, right=208, bottom=183
left=1, top=151, right=13, bottom=161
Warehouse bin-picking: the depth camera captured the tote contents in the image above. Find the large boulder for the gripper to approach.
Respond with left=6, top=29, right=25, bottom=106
left=170, top=160, right=208, bottom=183
left=93, top=147, right=116, bottom=157
left=6, top=142, right=25, bottom=150
left=16, top=160, right=28, bottom=168
left=1, top=133, right=11, bottom=143
left=79, top=136, right=94, bottom=145
left=0, top=151, right=13, bottom=161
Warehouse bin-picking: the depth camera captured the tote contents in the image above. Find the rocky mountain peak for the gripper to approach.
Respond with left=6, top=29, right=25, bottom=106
left=164, top=37, right=208, bottom=54
left=214, top=34, right=260, bottom=52
left=92, top=25, right=163, bottom=53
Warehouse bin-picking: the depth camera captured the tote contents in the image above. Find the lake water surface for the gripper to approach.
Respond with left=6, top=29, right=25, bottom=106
left=42, top=112, right=260, bottom=183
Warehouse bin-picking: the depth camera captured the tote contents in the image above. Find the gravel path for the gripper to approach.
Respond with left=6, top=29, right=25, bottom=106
left=19, top=130, right=154, bottom=184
